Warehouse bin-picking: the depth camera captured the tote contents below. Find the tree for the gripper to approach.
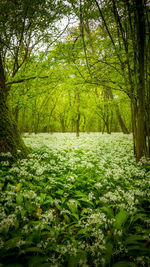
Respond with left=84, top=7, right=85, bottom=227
left=51, top=25, right=131, bottom=135
left=93, top=0, right=150, bottom=161
left=0, top=0, right=67, bottom=160
left=7, top=22, right=132, bottom=136
left=70, top=0, right=149, bottom=161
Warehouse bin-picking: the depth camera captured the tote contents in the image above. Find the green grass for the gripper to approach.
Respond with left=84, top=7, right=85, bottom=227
left=0, top=133, right=149, bottom=267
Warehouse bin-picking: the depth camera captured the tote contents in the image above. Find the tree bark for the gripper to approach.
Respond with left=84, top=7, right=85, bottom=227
left=76, top=88, right=80, bottom=137
left=134, top=0, right=146, bottom=161
left=115, top=105, right=129, bottom=134
left=108, top=89, right=129, bottom=134
left=0, top=54, right=28, bottom=161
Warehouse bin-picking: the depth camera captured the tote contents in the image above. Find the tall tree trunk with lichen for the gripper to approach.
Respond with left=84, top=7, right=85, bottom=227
left=0, top=54, right=28, bottom=161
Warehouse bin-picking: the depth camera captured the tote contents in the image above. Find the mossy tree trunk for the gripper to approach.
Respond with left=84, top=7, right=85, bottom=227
left=0, top=54, right=28, bottom=161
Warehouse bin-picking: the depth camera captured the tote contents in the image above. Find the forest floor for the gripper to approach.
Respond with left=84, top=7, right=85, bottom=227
left=0, top=133, right=150, bottom=267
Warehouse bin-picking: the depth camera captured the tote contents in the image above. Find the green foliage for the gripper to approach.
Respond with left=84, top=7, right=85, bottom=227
left=0, top=133, right=149, bottom=266
left=114, top=208, right=129, bottom=230
left=8, top=48, right=131, bottom=134
left=112, top=261, right=131, bottom=267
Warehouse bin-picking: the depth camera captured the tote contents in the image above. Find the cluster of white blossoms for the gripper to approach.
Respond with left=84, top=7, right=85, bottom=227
left=0, top=133, right=149, bottom=266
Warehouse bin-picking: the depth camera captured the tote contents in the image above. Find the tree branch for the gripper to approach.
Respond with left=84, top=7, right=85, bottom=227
left=6, top=75, right=49, bottom=85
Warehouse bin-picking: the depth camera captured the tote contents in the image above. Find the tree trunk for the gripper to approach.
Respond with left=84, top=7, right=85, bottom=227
left=0, top=54, right=28, bottom=161
left=60, top=117, right=66, bottom=133
left=98, top=119, right=101, bottom=132
left=115, top=105, right=129, bottom=134
left=76, top=88, right=80, bottom=137
left=13, top=106, right=19, bottom=123
left=108, top=89, right=129, bottom=134
left=34, top=113, right=40, bottom=134
left=134, top=0, right=146, bottom=161
left=76, top=113, right=80, bottom=137
left=83, top=116, right=86, bottom=132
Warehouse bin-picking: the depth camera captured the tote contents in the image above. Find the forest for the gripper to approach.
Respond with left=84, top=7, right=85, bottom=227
left=0, top=0, right=150, bottom=266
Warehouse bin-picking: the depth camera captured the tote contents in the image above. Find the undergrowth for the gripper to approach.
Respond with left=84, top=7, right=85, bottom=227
left=0, top=133, right=150, bottom=267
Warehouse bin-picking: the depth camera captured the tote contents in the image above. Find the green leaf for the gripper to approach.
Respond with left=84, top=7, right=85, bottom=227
left=56, top=189, right=64, bottom=195
left=126, top=245, right=150, bottom=257
left=5, top=264, right=23, bottom=267
left=24, top=247, right=44, bottom=254
left=63, top=214, right=70, bottom=223
left=28, top=256, right=49, bottom=267
left=68, top=252, right=87, bottom=267
left=114, top=208, right=129, bottom=229
left=125, top=234, right=147, bottom=245
left=130, top=213, right=146, bottom=224
left=101, top=206, right=114, bottom=217
left=55, top=203, right=62, bottom=211
left=0, top=183, right=4, bottom=189
left=78, top=198, right=94, bottom=207
left=127, top=245, right=150, bottom=253
left=20, top=208, right=26, bottom=216
left=112, top=261, right=131, bottom=267
left=43, top=200, right=52, bottom=205
left=67, top=200, right=78, bottom=213
left=68, top=256, right=78, bottom=267
left=61, top=197, right=66, bottom=203
left=4, top=237, right=21, bottom=251
left=71, top=213, right=79, bottom=220
left=33, top=264, right=51, bottom=267
left=105, top=242, right=113, bottom=264
left=16, top=192, right=23, bottom=205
